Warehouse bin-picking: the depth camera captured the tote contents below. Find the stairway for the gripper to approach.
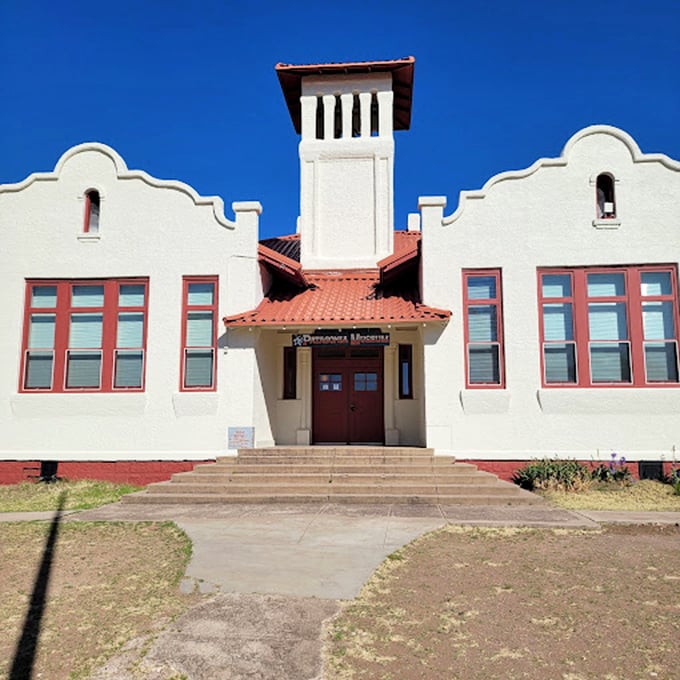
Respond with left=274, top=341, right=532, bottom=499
left=123, top=447, right=541, bottom=506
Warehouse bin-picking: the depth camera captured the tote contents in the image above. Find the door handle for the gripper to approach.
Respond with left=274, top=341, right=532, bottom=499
left=349, top=404, right=357, bottom=411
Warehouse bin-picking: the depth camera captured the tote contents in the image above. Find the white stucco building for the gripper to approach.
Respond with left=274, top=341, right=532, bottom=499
left=2, top=57, right=679, bottom=484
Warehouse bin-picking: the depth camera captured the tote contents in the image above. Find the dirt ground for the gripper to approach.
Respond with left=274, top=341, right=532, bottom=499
left=325, top=524, right=680, bottom=680
left=0, top=521, right=199, bottom=680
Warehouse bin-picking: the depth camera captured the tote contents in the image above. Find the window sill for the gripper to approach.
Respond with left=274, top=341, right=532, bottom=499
left=592, top=218, right=621, bottom=230
left=172, top=392, right=218, bottom=417
left=537, top=388, right=680, bottom=414
left=77, top=233, right=101, bottom=241
left=11, top=392, right=147, bottom=417
left=459, top=390, right=510, bottom=414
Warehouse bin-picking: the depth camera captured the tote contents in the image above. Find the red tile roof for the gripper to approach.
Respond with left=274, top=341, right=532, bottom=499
left=258, top=243, right=308, bottom=287
left=276, top=57, right=415, bottom=133
left=223, top=269, right=450, bottom=327
left=378, top=230, right=420, bottom=274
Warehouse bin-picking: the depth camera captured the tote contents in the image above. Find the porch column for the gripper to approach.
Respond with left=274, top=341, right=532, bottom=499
left=297, top=347, right=312, bottom=444
left=385, top=344, right=399, bottom=445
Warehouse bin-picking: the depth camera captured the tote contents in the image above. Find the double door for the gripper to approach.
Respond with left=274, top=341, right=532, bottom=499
left=312, top=347, right=384, bottom=444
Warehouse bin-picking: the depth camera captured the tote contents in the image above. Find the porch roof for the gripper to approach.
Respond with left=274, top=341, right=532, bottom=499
left=223, top=269, right=450, bottom=327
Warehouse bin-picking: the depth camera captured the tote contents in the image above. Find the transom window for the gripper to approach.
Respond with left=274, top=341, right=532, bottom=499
left=539, top=266, right=680, bottom=387
left=21, top=279, right=148, bottom=392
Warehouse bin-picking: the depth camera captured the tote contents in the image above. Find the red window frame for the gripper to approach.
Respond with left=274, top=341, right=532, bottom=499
left=538, top=265, right=680, bottom=388
left=20, top=278, right=148, bottom=393
left=463, top=269, right=505, bottom=388
left=180, top=276, right=218, bottom=391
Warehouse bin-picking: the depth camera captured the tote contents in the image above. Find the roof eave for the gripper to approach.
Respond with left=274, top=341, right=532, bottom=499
left=276, top=57, right=415, bottom=134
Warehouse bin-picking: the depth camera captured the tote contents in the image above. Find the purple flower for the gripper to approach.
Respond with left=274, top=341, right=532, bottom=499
left=611, top=452, right=617, bottom=459
left=620, top=456, right=626, bottom=465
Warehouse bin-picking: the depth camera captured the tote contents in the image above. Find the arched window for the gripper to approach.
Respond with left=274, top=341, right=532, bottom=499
left=84, top=190, right=100, bottom=233
left=596, top=174, right=616, bottom=219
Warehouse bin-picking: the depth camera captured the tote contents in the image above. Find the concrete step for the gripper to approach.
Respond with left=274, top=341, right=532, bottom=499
left=169, top=471, right=499, bottom=485
left=145, top=481, right=516, bottom=496
left=224, top=447, right=436, bottom=460
left=123, top=447, right=539, bottom=506
left=123, top=491, right=542, bottom=506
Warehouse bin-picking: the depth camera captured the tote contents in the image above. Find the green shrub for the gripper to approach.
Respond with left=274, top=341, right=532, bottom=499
left=512, top=458, right=591, bottom=492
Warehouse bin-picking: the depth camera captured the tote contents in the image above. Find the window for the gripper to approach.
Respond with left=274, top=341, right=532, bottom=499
left=596, top=174, right=616, bottom=219
left=539, top=266, right=680, bottom=387
left=84, top=190, right=100, bottom=233
left=319, top=373, right=342, bottom=391
left=21, top=279, right=148, bottom=392
left=398, top=344, right=413, bottom=399
left=354, top=372, right=378, bottom=391
left=463, top=270, right=504, bottom=387
left=181, top=277, right=217, bottom=390
left=283, top=346, right=297, bottom=399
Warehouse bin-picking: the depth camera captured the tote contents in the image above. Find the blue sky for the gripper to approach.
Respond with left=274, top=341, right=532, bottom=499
left=2, top=0, right=678, bottom=239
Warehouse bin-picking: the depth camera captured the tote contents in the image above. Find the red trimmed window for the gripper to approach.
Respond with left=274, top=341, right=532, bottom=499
left=181, top=277, right=218, bottom=390
left=84, top=190, right=100, bottom=233
left=398, top=344, right=413, bottom=399
left=463, top=270, right=505, bottom=387
left=21, top=279, right=148, bottom=392
left=538, top=266, right=680, bottom=387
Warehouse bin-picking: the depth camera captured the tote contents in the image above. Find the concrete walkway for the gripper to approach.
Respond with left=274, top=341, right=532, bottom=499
left=4, top=502, right=679, bottom=599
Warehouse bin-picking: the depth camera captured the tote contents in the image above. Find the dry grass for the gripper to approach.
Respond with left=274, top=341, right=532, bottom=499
left=0, top=521, right=200, bottom=680
left=325, top=524, right=680, bottom=680
left=540, top=479, right=680, bottom=511
left=0, top=480, right=142, bottom=512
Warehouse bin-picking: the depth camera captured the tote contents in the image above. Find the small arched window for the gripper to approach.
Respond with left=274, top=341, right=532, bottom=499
left=84, top=190, right=101, bottom=233
left=596, top=174, right=616, bottom=219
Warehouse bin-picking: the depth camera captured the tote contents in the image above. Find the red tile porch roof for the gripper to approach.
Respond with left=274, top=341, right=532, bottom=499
left=224, top=228, right=449, bottom=328
left=223, top=269, right=450, bottom=328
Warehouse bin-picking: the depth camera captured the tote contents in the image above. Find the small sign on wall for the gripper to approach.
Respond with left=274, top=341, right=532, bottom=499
left=227, top=427, right=255, bottom=450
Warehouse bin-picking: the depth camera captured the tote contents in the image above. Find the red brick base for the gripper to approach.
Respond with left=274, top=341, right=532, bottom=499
left=457, top=459, right=676, bottom=483
left=0, top=460, right=213, bottom=486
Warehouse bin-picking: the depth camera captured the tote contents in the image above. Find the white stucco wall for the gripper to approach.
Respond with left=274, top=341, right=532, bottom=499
left=420, top=126, right=680, bottom=461
left=0, top=143, right=264, bottom=460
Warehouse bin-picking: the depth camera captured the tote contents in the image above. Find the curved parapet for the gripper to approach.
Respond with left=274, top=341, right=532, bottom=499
left=0, top=142, right=240, bottom=229
left=441, top=125, right=680, bottom=226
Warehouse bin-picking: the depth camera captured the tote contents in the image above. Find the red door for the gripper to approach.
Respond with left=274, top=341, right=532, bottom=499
left=313, top=348, right=384, bottom=444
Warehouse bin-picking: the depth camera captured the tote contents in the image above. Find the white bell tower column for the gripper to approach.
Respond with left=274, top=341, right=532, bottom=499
left=297, top=73, right=395, bottom=269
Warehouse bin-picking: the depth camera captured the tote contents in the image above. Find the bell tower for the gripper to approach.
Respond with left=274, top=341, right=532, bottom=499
left=276, top=58, right=415, bottom=270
